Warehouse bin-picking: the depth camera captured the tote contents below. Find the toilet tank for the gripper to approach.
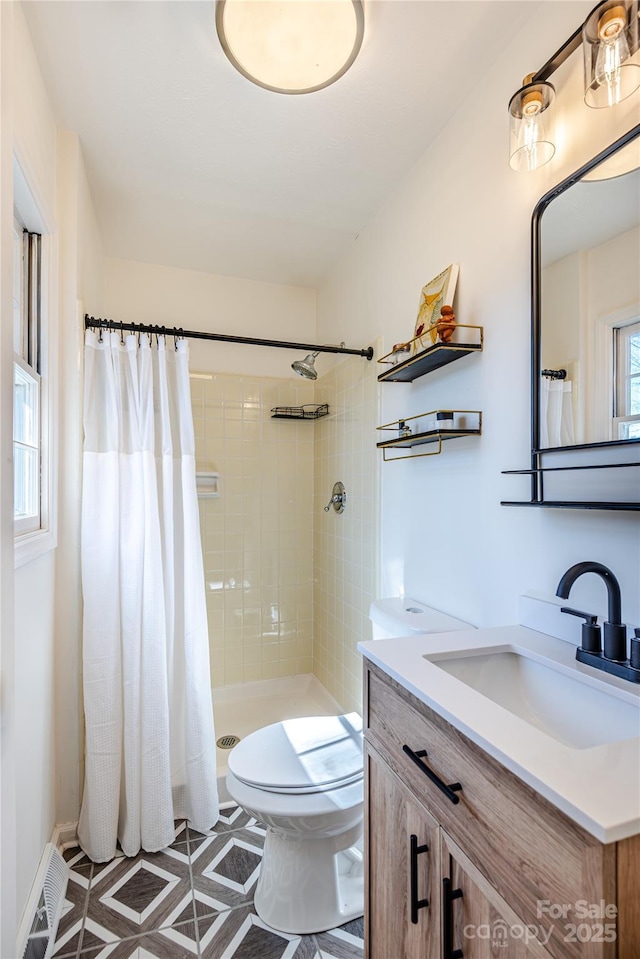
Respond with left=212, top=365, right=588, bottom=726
left=369, top=597, right=471, bottom=640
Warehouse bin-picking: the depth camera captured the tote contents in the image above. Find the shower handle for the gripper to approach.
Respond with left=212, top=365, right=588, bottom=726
left=324, top=482, right=347, bottom=514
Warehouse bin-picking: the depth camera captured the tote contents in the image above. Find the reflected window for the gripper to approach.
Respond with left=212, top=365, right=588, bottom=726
left=614, top=319, right=640, bottom=439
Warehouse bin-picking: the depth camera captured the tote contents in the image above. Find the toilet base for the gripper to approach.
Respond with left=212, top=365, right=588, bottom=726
left=253, top=827, right=364, bottom=935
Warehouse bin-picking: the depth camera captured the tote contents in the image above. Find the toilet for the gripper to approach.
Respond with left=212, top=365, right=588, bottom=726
left=226, top=597, right=471, bottom=935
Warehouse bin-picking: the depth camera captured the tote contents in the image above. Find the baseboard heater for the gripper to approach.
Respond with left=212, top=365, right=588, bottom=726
left=18, top=843, right=69, bottom=959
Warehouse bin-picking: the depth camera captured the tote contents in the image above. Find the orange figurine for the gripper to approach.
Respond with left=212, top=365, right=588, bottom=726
left=435, top=305, right=456, bottom=344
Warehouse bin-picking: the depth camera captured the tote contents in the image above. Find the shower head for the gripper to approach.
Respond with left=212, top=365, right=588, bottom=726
left=291, top=352, right=319, bottom=380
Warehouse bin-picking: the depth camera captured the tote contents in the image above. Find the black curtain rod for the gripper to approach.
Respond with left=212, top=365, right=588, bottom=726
left=84, top=315, right=374, bottom=360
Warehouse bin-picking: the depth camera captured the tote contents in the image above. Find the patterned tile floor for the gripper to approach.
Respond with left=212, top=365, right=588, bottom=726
left=53, top=804, right=364, bottom=959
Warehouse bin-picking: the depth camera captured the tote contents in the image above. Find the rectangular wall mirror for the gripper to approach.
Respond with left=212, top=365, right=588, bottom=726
left=534, top=124, right=640, bottom=452
left=502, top=124, right=640, bottom=511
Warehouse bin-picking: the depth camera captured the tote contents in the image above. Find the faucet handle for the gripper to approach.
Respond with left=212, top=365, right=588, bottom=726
left=561, top=607, right=602, bottom=654
left=631, top=630, right=640, bottom=670
left=560, top=607, right=596, bottom=624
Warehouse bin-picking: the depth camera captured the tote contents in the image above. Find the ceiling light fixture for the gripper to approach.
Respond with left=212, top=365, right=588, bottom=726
left=508, top=0, right=640, bottom=172
left=215, top=0, right=365, bottom=95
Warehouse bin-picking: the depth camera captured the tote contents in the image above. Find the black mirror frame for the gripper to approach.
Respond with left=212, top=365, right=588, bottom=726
left=531, top=121, right=640, bottom=458
left=501, top=122, right=640, bottom=511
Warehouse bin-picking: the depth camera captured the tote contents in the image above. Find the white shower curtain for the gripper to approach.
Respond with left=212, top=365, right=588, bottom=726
left=79, top=329, right=218, bottom=862
left=540, top=377, right=575, bottom=448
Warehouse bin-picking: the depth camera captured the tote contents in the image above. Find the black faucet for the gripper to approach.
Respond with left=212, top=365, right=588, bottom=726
left=556, top=561, right=640, bottom=684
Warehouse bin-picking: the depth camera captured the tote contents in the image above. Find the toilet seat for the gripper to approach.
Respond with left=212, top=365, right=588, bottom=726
left=227, top=769, right=364, bottom=821
left=228, top=713, right=363, bottom=795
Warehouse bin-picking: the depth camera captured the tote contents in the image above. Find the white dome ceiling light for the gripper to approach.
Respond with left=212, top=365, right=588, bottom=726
left=215, top=0, right=365, bottom=95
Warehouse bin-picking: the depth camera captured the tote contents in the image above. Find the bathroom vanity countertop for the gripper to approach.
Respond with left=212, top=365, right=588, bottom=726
left=358, top=624, right=640, bottom=843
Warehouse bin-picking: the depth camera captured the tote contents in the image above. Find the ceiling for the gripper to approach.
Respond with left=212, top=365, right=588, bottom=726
left=542, top=166, right=640, bottom=268
left=23, top=1, right=535, bottom=288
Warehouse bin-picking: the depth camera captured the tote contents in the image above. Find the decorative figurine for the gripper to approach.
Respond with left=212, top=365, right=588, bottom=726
left=433, top=304, right=456, bottom=344
left=391, top=342, right=411, bottom=365
left=413, top=265, right=459, bottom=349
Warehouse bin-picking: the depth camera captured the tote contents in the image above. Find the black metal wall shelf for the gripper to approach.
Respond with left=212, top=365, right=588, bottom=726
left=501, top=501, right=640, bottom=511
left=377, top=325, right=483, bottom=383
left=501, top=461, right=640, bottom=510
left=377, top=411, right=482, bottom=462
left=503, top=461, right=640, bottom=474
left=271, top=404, right=329, bottom=420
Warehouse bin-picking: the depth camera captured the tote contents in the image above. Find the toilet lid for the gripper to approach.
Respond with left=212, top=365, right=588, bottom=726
left=228, top=713, right=363, bottom=794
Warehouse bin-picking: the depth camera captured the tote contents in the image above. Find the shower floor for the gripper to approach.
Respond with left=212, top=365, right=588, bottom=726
left=213, top=673, right=344, bottom=802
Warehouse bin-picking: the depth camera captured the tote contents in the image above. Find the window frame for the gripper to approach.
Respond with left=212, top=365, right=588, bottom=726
left=13, top=354, right=41, bottom=536
left=13, top=220, right=41, bottom=535
left=590, top=303, right=640, bottom=443
left=13, top=160, right=57, bottom=568
left=613, top=318, right=640, bottom=440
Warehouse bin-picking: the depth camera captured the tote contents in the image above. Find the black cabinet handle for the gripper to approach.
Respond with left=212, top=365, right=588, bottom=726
left=402, top=745, right=462, bottom=804
left=442, top=877, right=463, bottom=959
left=409, top=834, right=429, bottom=924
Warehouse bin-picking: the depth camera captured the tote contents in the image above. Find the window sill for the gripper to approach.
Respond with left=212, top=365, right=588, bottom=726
left=14, top=527, right=57, bottom=569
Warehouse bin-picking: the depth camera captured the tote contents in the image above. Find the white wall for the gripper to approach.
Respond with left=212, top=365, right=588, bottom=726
left=317, top=1, right=640, bottom=630
left=103, top=257, right=316, bottom=378
left=54, top=130, right=105, bottom=826
left=14, top=553, right=57, bottom=901
left=543, top=227, right=640, bottom=445
left=313, top=351, right=380, bottom=711
left=0, top=6, right=17, bottom=955
left=541, top=252, right=582, bottom=370
left=0, top=4, right=105, bottom=949
left=586, top=226, right=640, bottom=443
left=11, top=2, right=59, bottom=931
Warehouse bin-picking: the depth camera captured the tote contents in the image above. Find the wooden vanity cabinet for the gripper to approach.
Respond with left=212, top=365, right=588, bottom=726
left=442, top=831, right=553, bottom=959
left=363, top=660, right=640, bottom=959
left=365, top=742, right=441, bottom=959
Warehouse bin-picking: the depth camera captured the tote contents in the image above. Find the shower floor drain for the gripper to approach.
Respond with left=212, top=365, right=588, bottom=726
left=217, top=734, right=241, bottom=749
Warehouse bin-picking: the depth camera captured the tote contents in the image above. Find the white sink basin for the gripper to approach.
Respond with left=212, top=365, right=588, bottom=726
left=426, top=648, right=640, bottom=749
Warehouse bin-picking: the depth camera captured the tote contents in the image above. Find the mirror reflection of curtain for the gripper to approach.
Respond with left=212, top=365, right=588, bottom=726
left=540, top=377, right=575, bottom=448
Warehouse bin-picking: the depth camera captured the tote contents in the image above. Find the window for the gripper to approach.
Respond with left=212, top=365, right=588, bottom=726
left=13, top=220, right=43, bottom=536
left=614, top=319, right=640, bottom=440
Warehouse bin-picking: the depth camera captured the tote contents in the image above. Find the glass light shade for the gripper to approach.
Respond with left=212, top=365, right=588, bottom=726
left=216, top=0, right=365, bottom=94
left=508, top=81, right=556, bottom=172
left=583, top=1, right=640, bottom=108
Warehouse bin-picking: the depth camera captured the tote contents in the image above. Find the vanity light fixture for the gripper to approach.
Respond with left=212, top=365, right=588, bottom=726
left=215, top=0, right=365, bottom=95
left=508, top=0, right=640, bottom=172
left=508, top=75, right=556, bottom=172
left=583, top=2, right=640, bottom=107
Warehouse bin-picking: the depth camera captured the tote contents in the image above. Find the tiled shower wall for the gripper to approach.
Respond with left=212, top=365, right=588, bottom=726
left=191, top=359, right=380, bottom=706
left=313, top=355, right=380, bottom=712
left=191, top=374, right=316, bottom=688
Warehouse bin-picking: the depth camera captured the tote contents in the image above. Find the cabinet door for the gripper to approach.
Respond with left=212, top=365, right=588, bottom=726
left=441, top=831, right=555, bottom=959
left=365, top=742, right=441, bottom=959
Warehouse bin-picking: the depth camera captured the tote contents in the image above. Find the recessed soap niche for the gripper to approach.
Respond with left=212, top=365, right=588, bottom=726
left=196, top=471, right=220, bottom=498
